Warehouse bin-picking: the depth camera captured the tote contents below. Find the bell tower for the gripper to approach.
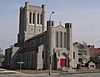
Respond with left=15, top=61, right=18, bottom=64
left=18, top=2, right=45, bottom=45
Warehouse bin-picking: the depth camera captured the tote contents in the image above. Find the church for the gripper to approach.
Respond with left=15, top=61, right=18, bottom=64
left=4, top=2, right=77, bottom=70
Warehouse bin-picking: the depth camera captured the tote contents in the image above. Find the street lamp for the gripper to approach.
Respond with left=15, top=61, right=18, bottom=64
left=49, top=11, right=55, bottom=75
left=49, top=11, right=55, bottom=21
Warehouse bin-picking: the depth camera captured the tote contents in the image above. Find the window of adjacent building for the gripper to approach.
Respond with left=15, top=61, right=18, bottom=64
left=79, top=58, right=83, bottom=63
left=64, top=32, right=67, bottom=48
left=29, top=12, right=32, bottom=23
left=37, top=13, right=39, bottom=24
left=40, top=14, right=42, bottom=24
left=78, top=53, right=82, bottom=55
left=60, top=32, right=63, bottom=48
left=84, top=50, right=87, bottom=55
left=33, top=13, right=35, bottom=24
left=73, top=52, right=75, bottom=59
left=56, top=31, right=59, bottom=47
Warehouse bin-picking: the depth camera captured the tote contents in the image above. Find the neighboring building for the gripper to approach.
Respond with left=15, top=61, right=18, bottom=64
left=89, top=46, right=100, bottom=68
left=4, top=46, right=19, bottom=69
left=0, top=48, right=3, bottom=55
left=73, top=42, right=90, bottom=68
left=0, top=48, right=4, bottom=67
left=4, top=2, right=76, bottom=70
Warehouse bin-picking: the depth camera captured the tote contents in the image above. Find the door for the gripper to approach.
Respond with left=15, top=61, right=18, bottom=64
left=60, top=59, right=67, bottom=67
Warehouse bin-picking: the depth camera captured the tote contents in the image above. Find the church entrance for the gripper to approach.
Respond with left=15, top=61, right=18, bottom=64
left=59, top=53, right=68, bottom=68
left=60, top=59, right=67, bottom=67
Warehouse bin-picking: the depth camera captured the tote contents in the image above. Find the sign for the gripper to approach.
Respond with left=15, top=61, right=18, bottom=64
left=17, top=62, right=24, bottom=64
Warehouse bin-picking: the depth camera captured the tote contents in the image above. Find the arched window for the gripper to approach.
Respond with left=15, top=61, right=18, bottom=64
left=40, top=14, right=42, bottom=24
left=60, top=32, right=63, bottom=48
left=73, top=52, right=75, bottom=59
left=29, top=12, right=32, bottom=23
left=33, top=13, right=35, bottom=24
left=37, top=13, right=39, bottom=24
left=56, top=31, right=59, bottom=47
left=64, top=32, right=67, bottom=48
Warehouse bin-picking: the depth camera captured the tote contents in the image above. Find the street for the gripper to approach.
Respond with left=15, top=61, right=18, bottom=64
left=0, top=73, right=100, bottom=77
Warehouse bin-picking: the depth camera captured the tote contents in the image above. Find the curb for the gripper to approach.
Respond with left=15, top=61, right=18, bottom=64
left=60, top=71, right=100, bottom=75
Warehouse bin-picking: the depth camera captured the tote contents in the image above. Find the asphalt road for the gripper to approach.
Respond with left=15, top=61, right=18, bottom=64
left=0, top=73, right=100, bottom=77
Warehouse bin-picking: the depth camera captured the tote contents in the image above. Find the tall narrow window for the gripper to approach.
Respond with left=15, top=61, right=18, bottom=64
left=73, top=52, right=75, bottom=59
left=64, top=32, right=67, bottom=48
left=33, top=13, right=35, bottom=24
left=40, top=14, right=42, bottom=24
left=56, top=31, right=59, bottom=47
left=37, top=13, right=39, bottom=24
left=60, top=32, right=63, bottom=48
left=29, top=12, right=32, bottom=23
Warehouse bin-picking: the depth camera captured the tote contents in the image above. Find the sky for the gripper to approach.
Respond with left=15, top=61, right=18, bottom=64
left=0, top=0, right=100, bottom=52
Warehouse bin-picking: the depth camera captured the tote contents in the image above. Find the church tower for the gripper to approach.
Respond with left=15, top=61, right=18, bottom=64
left=18, top=2, right=45, bottom=45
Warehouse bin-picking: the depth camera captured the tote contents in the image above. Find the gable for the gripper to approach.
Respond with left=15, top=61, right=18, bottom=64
left=55, top=25, right=66, bottom=32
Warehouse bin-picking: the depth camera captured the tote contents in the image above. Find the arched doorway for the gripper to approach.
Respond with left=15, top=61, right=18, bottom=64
left=60, top=53, right=68, bottom=68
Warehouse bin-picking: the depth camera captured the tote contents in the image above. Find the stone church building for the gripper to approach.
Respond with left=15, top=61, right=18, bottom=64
left=4, top=2, right=77, bottom=70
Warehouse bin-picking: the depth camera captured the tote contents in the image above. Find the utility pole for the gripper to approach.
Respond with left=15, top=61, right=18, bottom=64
left=48, top=11, right=55, bottom=75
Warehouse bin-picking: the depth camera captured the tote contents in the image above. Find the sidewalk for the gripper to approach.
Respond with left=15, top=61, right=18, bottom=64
left=0, top=69, right=60, bottom=75
left=17, top=69, right=100, bottom=75
left=60, top=69, right=100, bottom=75
left=17, top=70, right=60, bottom=75
left=0, top=68, right=100, bottom=75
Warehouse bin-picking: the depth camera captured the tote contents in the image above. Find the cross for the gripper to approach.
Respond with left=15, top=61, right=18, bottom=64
left=59, top=21, right=61, bottom=25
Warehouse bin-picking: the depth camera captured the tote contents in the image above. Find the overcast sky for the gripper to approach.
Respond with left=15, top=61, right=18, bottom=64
left=0, top=0, right=100, bottom=51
